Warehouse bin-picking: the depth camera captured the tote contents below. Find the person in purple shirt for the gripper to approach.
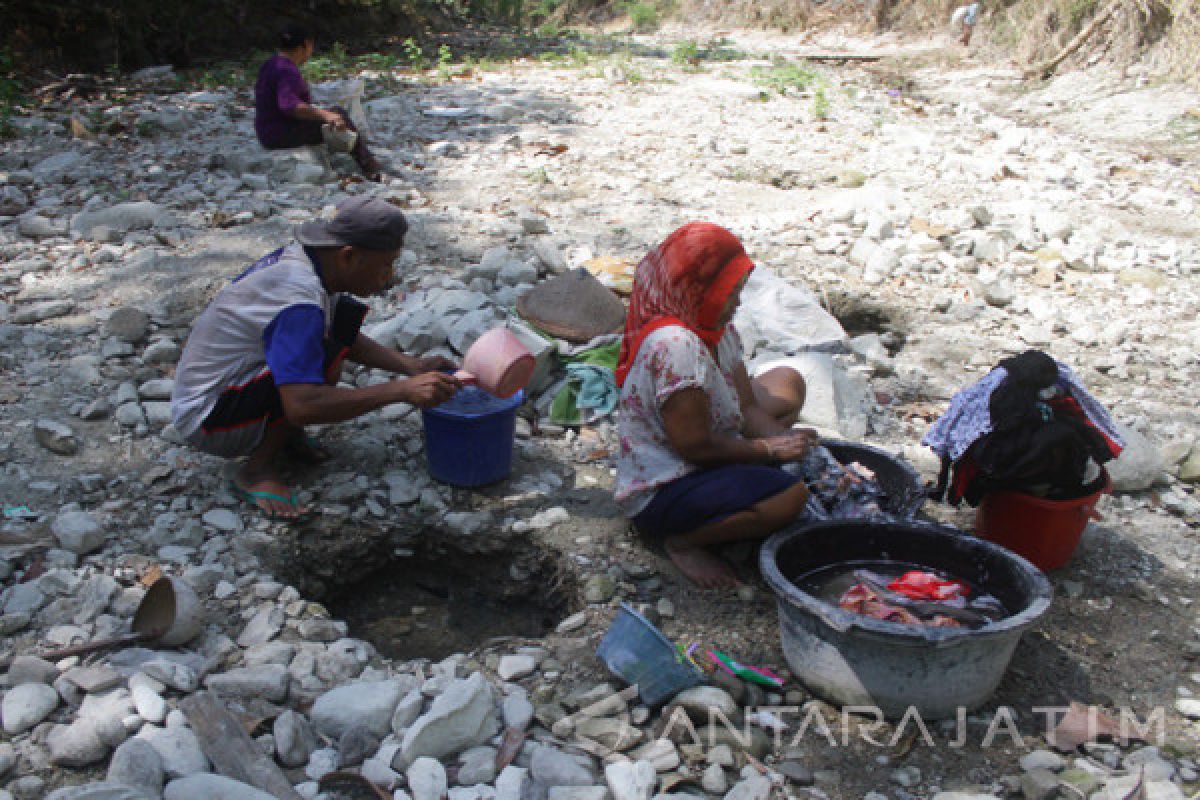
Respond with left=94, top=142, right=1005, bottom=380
left=255, top=23, right=384, bottom=181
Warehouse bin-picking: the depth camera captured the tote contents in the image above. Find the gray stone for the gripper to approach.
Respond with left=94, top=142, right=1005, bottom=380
left=137, top=378, right=173, bottom=400
left=2, top=682, right=60, bottom=733
left=143, top=340, right=181, bottom=364
left=136, top=724, right=210, bottom=779
left=18, top=212, right=67, bottom=239
left=6, top=654, right=59, bottom=685
left=400, top=672, right=497, bottom=767
left=583, top=575, right=616, bottom=604
left=105, top=308, right=151, bottom=344
left=392, top=688, right=425, bottom=733
left=237, top=605, right=284, bottom=647
left=531, top=744, right=594, bottom=787
left=496, top=766, right=528, bottom=800
left=115, top=403, right=147, bottom=428
left=701, top=764, right=727, bottom=794
left=35, top=419, right=81, bottom=455
left=140, top=662, right=199, bottom=690
left=312, top=679, right=406, bottom=740
left=3, top=584, right=45, bottom=615
left=63, top=663, right=122, bottom=692
left=408, top=757, right=449, bottom=800
left=14, top=298, right=74, bottom=323
left=72, top=202, right=173, bottom=240
left=497, top=654, right=537, bottom=681
left=304, top=746, right=340, bottom=781
left=338, top=723, right=381, bottom=767
left=502, top=689, right=534, bottom=731
left=497, top=260, right=538, bottom=286
left=1174, top=696, right=1200, bottom=718
left=0, top=743, right=15, bottom=778
left=669, top=687, right=738, bottom=722
left=457, top=746, right=498, bottom=785
left=1109, top=424, right=1166, bottom=491
left=81, top=398, right=113, bottom=420
left=932, top=794, right=1001, bottom=800
left=107, top=738, right=164, bottom=794
left=723, top=775, right=771, bottom=800
left=361, top=757, right=401, bottom=790
left=131, top=683, right=167, bottom=724
left=1021, top=751, right=1066, bottom=772
left=549, top=789, right=608, bottom=800
left=45, top=785, right=156, bottom=800
left=605, top=760, right=656, bottom=800
left=1020, top=768, right=1059, bottom=800
left=275, top=709, right=319, bottom=768
left=204, top=664, right=289, bottom=702
left=47, top=720, right=111, bottom=767
left=202, top=508, right=242, bottom=533
left=51, top=510, right=105, bottom=554
left=33, top=151, right=83, bottom=181
left=163, top=774, right=277, bottom=800
left=146, top=407, right=173, bottom=430
left=983, top=280, right=1014, bottom=307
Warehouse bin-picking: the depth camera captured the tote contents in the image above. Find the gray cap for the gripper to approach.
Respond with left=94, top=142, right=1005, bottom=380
left=294, top=196, right=408, bottom=251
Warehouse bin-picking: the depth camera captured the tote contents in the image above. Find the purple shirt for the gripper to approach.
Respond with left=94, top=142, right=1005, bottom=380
left=254, top=54, right=312, bottom=147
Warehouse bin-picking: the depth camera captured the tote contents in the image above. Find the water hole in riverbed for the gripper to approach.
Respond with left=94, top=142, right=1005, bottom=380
left=323, top=545, right=574, bottom=662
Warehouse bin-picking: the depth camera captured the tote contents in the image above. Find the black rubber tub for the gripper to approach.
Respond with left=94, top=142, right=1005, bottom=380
left=821, top=439, right=925, bottom=518
left=760, top=520, right=1052, bottom=719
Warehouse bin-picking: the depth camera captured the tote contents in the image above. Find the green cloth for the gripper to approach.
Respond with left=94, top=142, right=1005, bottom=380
left=550, top=341, right=621, bottom=426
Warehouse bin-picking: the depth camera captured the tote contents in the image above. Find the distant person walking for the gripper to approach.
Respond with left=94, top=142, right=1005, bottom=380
left=951, top=3, right=982, bottom=46
left=254, top=22, right=384, bottom=181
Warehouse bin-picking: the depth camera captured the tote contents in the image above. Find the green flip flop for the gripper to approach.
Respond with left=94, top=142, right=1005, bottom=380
left=230, top=481, right=316, bottom=522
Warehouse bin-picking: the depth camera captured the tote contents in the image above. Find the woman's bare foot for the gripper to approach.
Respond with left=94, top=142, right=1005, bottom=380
left=664, top=537, right=740, bottom=589
left=234, top=464, right=309, bottom=520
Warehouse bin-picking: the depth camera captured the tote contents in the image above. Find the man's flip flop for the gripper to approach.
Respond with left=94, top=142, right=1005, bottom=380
left=230, top=482, right=316, bottom=522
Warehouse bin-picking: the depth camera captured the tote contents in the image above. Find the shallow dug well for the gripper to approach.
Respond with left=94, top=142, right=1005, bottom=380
left=321, top=541, right=574, bottom=662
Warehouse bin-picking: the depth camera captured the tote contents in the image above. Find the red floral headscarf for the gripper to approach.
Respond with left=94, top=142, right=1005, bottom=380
left=615, top=222, right=755, bottom=387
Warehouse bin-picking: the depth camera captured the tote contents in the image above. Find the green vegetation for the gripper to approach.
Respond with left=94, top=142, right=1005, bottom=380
left=812, top=86, right=831, bottom=120
left=671, top=40, right=700, bottom=67
left=625, top=1, right=661, bottom=32
left=403, top=38, right=427, bottom=71
left=751, top=59, right=822, bottom=95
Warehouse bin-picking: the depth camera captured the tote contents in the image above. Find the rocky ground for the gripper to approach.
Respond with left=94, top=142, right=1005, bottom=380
left=1, top=24, right=1199, bottom=800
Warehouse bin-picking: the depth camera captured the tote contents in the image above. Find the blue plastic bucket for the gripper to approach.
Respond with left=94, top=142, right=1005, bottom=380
left=422, top=387, right=524, bottom=487
left=596, top=603, right=703, bottom=706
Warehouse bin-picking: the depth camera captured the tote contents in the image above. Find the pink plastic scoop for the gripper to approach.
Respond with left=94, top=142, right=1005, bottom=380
left=454, top=327, right=536, bottom=399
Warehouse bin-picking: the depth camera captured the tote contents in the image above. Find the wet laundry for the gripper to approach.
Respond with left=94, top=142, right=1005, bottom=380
left=788, top=444, right=888, bottom=520
left=923, top=350, right=1124, bottom=506
left=838, top=569, right=1007, bottom=629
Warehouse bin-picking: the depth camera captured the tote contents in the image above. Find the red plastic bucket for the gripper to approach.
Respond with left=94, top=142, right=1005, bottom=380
left=975, top=473, right=1111, bottom=572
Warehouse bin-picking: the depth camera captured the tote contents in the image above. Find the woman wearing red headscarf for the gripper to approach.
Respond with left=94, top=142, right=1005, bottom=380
left=615, top=223, right=814, bottom=588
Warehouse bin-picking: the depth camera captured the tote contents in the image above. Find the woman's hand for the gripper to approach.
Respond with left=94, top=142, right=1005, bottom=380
left=762, top=428, right=818, bottom=463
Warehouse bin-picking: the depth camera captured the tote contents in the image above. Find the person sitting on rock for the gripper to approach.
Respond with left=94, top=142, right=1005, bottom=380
left=171, top=197, right=459, bottom=520
left=254, top=22, right=384, bottom=181
left=614, top=222, right=816, bottom=589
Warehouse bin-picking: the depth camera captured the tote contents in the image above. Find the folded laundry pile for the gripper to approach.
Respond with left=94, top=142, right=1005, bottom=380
left=923, top=350, right=1124, bottom=506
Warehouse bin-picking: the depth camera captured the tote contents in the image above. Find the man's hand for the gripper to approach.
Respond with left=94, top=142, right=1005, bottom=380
left=415, top=355, right=459, bottom=374
left=395, top=372, right=460, bottom=408
left=763, top=428, right=819, bottom=463
left=323, top=110, right=348, bottom=130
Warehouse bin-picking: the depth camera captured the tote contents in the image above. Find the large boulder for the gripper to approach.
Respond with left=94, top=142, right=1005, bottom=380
left=399, top=672, right=497, bottom=768
left=1108, top=424, right=1166, bottom=492
left=311, top=679, right=406, bottom=740
left=71, top=202, right=174, bottom=240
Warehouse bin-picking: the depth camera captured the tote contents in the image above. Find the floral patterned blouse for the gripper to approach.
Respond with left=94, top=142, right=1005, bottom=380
left=615, top=325, right=745, bottom=516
